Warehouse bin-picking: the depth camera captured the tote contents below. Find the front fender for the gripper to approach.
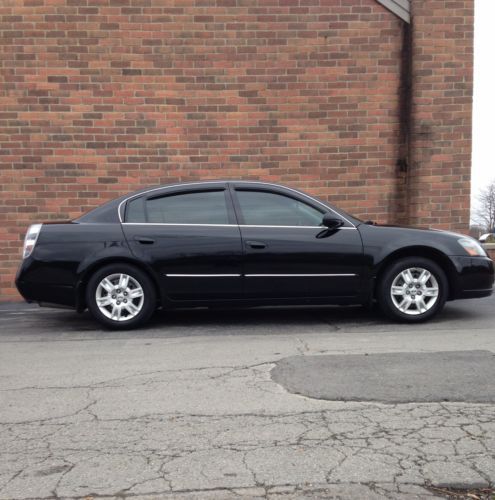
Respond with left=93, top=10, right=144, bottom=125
left=358, top=224, right=469, bottom=300
left=359, top=225, right=463, bottom=270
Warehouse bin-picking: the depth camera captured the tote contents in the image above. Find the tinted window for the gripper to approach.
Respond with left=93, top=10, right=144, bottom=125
left=126, top=197, right=146, bottom=222
left=142, top=190, right=229, bottom=224
left=236, top=190, right=323, bottom=226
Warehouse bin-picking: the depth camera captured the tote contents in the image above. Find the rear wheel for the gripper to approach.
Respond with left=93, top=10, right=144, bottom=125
left=86, top=264, right=156, bottom=329
left=377, top=257, right=448, bottom=322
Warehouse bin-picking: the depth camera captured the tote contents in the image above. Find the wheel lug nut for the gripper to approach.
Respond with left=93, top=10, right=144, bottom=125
left=112, top=295, right=116, bottom=299
left=116, top=301, right=120, bottom=305
left=124, top=292, right=128, bottom=296
left=123, top=299, right=127, bottom=303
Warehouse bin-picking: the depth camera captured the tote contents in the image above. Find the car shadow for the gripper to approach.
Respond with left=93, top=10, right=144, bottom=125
left=3, top=299, right=486, bottom=338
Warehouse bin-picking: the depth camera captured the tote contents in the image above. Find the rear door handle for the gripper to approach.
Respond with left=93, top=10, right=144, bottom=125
left=135, top=237, right=155, bottom=245
left=245, top=240, right=266, bottom=249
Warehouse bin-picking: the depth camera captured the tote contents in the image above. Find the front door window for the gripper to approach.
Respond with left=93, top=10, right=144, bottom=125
left=236, top=190, right=323, bottom=226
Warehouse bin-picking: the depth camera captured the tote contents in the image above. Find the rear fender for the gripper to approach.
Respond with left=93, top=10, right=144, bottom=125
left=75, top=249, right=163, bottom=312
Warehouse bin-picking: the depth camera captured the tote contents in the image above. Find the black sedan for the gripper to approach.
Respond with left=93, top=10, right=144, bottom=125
left=16, top=181, right=494, bottom=329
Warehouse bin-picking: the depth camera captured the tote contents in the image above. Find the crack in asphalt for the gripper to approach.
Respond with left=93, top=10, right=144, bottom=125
left=2, top=299, right=495, bottom=499
left=0, top=481, right=462, bottom=499
left=2, top=380, right=494, bottom=498
left=0, top=362, right=275, bottom=393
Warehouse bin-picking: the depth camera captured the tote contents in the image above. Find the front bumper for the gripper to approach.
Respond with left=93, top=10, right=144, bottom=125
left=449, top=255, right=494, bottom=300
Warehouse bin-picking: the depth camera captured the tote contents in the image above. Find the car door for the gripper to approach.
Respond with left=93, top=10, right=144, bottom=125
left=121, top=184, right=243, bottom=301
left=230, top=185, right=365, bottom=300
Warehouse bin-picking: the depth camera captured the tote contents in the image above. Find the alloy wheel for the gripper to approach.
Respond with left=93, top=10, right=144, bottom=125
left=95, top=273, right=144, bottom=321
left=390, top=267, right=439, bottom=316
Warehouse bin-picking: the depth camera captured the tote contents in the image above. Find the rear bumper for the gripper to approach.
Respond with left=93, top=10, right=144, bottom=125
left=15, top=258, right=77, bottom=308
left=449, top=255, right=494, bottom=300
left=16, top=278, right=76, bottom=308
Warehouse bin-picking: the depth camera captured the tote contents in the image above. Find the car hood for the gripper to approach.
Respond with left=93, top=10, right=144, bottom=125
left=369, top=223, right=468, bottom=239
left=370, top=223, right=432, bottom=231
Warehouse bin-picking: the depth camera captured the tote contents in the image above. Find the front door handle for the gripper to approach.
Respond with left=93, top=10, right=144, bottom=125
left=245, top=240, right=266, bottom=249
left=135, top=237, right=155, bottom=245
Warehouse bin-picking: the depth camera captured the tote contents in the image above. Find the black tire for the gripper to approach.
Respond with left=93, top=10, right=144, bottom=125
left=377, top=257, right=448, bottom=322
left=86, top=263, right=156, bottom=330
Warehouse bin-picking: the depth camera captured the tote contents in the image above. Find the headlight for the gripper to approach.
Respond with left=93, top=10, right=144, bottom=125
left=22, top=224, right=42, bottom=259
left=457, top=237, right=487, bottom=257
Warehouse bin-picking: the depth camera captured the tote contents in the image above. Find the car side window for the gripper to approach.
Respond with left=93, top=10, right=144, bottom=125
left=236, top=190, right=324, bottom=226
left=126, top=197, right=146, bottom=222
left=127, top=190, right=230, bottom=224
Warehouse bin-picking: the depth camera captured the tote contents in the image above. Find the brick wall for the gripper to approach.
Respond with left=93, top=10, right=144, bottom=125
left=0, top=0, right=474, bottom=301
left=407, top=0, right=474, bottom=232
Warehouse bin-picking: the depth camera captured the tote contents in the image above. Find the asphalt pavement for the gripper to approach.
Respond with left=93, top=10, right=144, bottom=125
left=272, top=350, right=495, bottom=403
left=1, top=296, right=495, bottom=499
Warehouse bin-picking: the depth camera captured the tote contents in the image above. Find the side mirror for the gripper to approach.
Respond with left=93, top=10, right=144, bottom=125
left=322, top=213, right=344, bottom=229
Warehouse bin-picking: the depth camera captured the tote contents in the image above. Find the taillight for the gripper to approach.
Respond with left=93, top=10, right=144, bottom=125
left=22, top=224, right=42, bottom=259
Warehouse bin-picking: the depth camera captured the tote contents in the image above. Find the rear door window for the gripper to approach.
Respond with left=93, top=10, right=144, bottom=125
left=126, top=190, right=230, bottom=225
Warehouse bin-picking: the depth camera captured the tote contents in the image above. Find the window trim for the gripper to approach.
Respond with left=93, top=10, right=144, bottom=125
left=121, top=222, right=357, bottom=230
left=119, top=181, right=357, bottom=228
left=124, top=187, right=236, bottom=225
left=120, top=181, right=228, bottom=223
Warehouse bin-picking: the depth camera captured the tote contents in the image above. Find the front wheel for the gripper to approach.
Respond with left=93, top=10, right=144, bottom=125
left=86, top=264, right=156, bottom=329
left=377, top=257, right=448, bottom=322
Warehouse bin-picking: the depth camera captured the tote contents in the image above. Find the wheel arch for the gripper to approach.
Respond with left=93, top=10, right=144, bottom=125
left=374, top=246, right=458, bottom=301
left=75, top=257, right=163, bottom=312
